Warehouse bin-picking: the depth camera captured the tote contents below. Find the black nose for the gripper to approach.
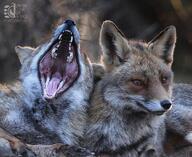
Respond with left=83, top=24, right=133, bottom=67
left=160, top=100, right=172, bottom=110
left=64, top=19, right=76, bottom=27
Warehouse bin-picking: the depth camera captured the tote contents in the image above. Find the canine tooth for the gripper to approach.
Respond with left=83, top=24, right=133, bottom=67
left=51, top=48, right=57, bottom=58
left=45, top=76, right=50, bottom=87
left=57, top=80, right=65, bottom=90
left=69, top=43, right=72, bottom=51
left=52, top=48, right=57, bottom=53
left=69, top=35, right=73, bottom=43
left=52, top=53, right=57, bottom=59
left=67, top=51, right=73, bottom=63
left=59, top=34, right=63, bottom=40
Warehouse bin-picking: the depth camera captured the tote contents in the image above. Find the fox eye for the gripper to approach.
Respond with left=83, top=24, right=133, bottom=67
left=131, top=79, right=144, bottom=87
left=161, top=76, right=168, bottom=84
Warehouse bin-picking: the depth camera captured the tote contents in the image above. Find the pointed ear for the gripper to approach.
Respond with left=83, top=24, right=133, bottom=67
left=15, top=46, right=34, bottom=64
left=148, top=26, right=176, bottom=66
left=100, top=20, right=130, bottom=71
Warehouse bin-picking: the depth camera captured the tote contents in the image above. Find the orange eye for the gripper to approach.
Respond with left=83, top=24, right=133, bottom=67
left=132, top=79, right=144, bottom=87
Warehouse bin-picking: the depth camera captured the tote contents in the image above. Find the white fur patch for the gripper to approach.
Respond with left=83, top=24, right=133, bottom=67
left=67, top=89, right=85, bottom=109
left=5, top=110, right=21, bottom=124
left=72, top=90, right=84, bottom=101
left=185, top=132, right=192, bottom=143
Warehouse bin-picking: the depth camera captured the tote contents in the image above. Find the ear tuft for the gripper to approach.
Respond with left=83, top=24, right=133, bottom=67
left=148, top=26, right=176, bottom=66
left=15, top=46, right=34, bottom=64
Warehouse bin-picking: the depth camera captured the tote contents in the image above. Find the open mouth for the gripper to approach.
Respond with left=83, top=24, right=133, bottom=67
left=39, top=30, right=79, bottom=99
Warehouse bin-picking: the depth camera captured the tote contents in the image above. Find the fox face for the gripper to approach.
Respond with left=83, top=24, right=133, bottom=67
left=99, top=21, right=176, bottom=115
left=15, top=20, right=93, bottom=103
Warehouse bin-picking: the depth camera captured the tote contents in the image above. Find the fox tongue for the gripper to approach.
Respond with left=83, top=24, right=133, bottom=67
left=44, top=72, right=62, bottom=98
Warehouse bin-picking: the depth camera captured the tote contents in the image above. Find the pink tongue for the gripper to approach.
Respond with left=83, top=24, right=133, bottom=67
left=45, top=72, right=62, bottom=98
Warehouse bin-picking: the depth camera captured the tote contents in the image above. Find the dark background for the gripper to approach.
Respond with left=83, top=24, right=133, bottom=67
left=0, top=0, right=192, bottom=83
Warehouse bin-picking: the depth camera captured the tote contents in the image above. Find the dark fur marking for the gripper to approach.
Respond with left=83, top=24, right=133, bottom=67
left=104, top=31, right=125, bottom=64
left=97, top=134, right=152, bottom=156
left=25, top=99, right=71, bottom=144
left=135, top=43, right=145, bottom=51
left=105, top=32, right=117, bottom=60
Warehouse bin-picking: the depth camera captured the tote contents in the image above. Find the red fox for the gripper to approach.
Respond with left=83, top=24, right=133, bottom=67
left=87, top=20, right=192, bottom=157
left=85, top=20, right=176, bottom=157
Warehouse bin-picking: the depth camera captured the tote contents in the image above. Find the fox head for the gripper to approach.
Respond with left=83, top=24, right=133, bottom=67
left=99, top=20, right=176, bottom=115
left=14, top=20, right=93, bottom=106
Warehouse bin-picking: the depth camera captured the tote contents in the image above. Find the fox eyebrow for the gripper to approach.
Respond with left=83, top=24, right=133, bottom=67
left=135, top=44, right=145, bottom=51
left=159, top=70, right=172, bottom=77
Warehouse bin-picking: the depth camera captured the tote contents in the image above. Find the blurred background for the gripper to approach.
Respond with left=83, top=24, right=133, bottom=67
left=0, top=0, right=192, bottom=83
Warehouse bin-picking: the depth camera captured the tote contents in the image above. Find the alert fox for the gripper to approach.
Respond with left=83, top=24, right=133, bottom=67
left=0, top=20, right=95, bottom=156
left=90, top=21, right=192, bottom=156
left=85, top=20, right=176, bottom=157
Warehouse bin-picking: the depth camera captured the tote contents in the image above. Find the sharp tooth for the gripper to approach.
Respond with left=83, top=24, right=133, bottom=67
left=59, top=34, right=63, bottom=40
left=45, top=76, right=50, bottom=87
left=69, top=43, right=72, bottom=51
left=69, top=35, right=73, bottom=43
left=56, top=44, right=60, bottom=48
left=67, top=51, right=73, bottom=63
left=51, top=48, right=58, bottom=58
left=57, top=80, right=65, bottom=91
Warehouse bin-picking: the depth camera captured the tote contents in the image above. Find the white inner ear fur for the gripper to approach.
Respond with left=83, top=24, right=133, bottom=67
left=148, top=26, right=176, bottom=65
left=100, top=21, right=130, bottom=68
left=113, top=36, right=129, bottom=58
